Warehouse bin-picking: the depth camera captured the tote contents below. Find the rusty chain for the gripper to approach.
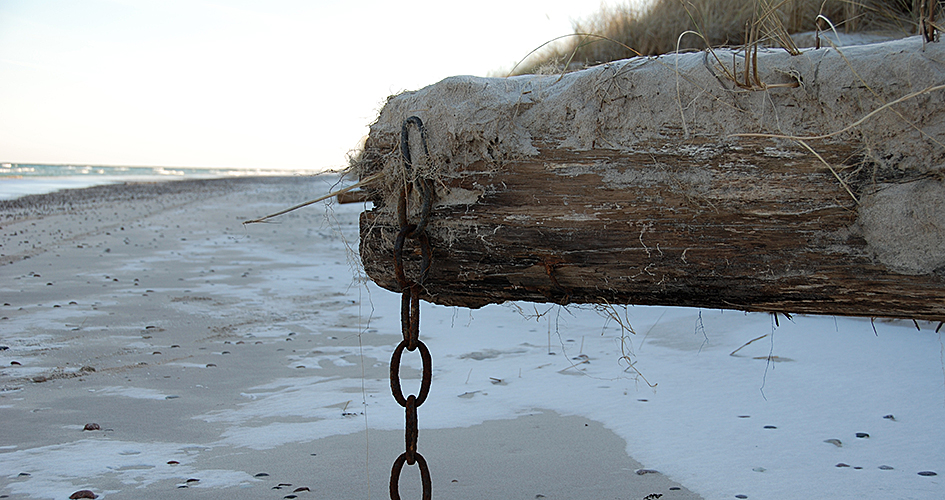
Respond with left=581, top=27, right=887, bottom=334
left=389, top=116, right=434, bottom=500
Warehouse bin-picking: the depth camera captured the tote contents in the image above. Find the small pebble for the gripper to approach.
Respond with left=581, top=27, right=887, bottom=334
left=254, top=472, right=270, bottom=477
left=855, top=432, right=869, bottom=438
left=824, top=439, right=842, bottom=447
left=836, top=463, right=850, bottom=468
left=763, top=425, right=777, bottom=429
left=186, top=478, right=200, bottom=483
left=635, top=469, right=660, bottom=475
left=167, top=460, right=180, bottom=465
left=735, top=495, right=748, bottom=499
left=878, top=465, right=894, bottom=470
left=69, top=491, right=97, bottom=499
left=284, top=496, right=297, bottom=499
left=669, top=487, right=681, bottom=491
left=883, top=414, right=896, bottom=421
left=205, top=363, right=217, bottom=367
left=293, top=487, right=310, bottom=492
left=83, top=423, right=101, bottom=431
left=918, top=471, right=938, bottom=476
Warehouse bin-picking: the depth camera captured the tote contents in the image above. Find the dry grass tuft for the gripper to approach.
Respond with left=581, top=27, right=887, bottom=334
left=512, top=0, right=933, bottom=75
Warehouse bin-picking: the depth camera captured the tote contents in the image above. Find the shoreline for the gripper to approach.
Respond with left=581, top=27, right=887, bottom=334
left=0, top=175, right=328, bottom=218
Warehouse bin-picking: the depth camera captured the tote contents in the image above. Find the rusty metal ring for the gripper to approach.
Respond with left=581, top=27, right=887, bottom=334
left=400, top=116, right=429, bottom=172
left=405, top=395, right=418, bottom=464
left=389, top=451, right=431, bottom=500
left=393, top=225, right=416, bottom=288
left=389, top=339, right=432, bottom=408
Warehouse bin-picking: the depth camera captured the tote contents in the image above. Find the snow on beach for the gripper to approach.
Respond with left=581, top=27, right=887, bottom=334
left=0, top=176, right=943, bottom=499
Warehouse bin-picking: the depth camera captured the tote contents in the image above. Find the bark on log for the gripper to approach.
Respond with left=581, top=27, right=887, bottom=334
left=356, top=37, right=945, bottom=321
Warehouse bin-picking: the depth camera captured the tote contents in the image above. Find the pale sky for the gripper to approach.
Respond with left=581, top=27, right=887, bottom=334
left=0, top=0, right=630, bottom=171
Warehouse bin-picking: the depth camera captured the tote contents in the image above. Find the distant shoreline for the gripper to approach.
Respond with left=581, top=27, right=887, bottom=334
left=0, top=174, right=336, bottom=219
left=0, top=163, right=330, bottom=201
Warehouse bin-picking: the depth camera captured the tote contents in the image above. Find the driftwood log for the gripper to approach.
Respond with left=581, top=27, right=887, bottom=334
left=355, top=37, right=945, bottom=321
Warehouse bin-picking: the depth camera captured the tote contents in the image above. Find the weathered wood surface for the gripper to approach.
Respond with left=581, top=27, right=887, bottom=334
left=356, top=37, right=945, bottom=320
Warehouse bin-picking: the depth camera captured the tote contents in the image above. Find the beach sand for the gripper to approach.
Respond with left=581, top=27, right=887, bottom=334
left=0, top=177, right=701, bottom=499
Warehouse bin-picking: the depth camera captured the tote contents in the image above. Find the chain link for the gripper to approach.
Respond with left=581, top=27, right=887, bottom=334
left=389, top=116, right=434, bottom=500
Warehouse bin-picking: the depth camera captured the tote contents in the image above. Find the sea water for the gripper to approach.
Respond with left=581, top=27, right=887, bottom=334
left=0, top=163, right=321, bottom=200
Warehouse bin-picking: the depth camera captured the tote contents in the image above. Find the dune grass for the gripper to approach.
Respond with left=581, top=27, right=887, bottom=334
left=513, top=0, right=938, bottom=75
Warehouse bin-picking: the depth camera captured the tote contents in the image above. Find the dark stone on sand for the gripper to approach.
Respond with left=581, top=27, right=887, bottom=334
left=69, top=491, right=98, bottom=499
left=883, top=414, right=896, bottom=421
left=856, top=432, right=869, bottom=438
left=735, top=495, right=748, bottom=499
left=918, top=471, right=938, bottom=476
left=878, top=465, right=894, bottom=470
left=254, top=472, right=270, bottom=477
left=0, top=346, right=8, bottom=351
left=83, top=423, right=101, bottom=431
left=763, top=425, right=777, bottom=429
left=635, top=469, right=660, bottom=475
left=836, top=463, right=850, bottom=468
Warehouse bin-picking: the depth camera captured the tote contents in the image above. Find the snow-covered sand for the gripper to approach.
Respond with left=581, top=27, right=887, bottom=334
left=1, top=176, right=942, bottom=499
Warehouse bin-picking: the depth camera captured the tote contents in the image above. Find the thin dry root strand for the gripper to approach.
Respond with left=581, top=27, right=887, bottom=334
left=730, top=333, right=769, bottom=356
left=731, top=84, right=945, bottom=144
